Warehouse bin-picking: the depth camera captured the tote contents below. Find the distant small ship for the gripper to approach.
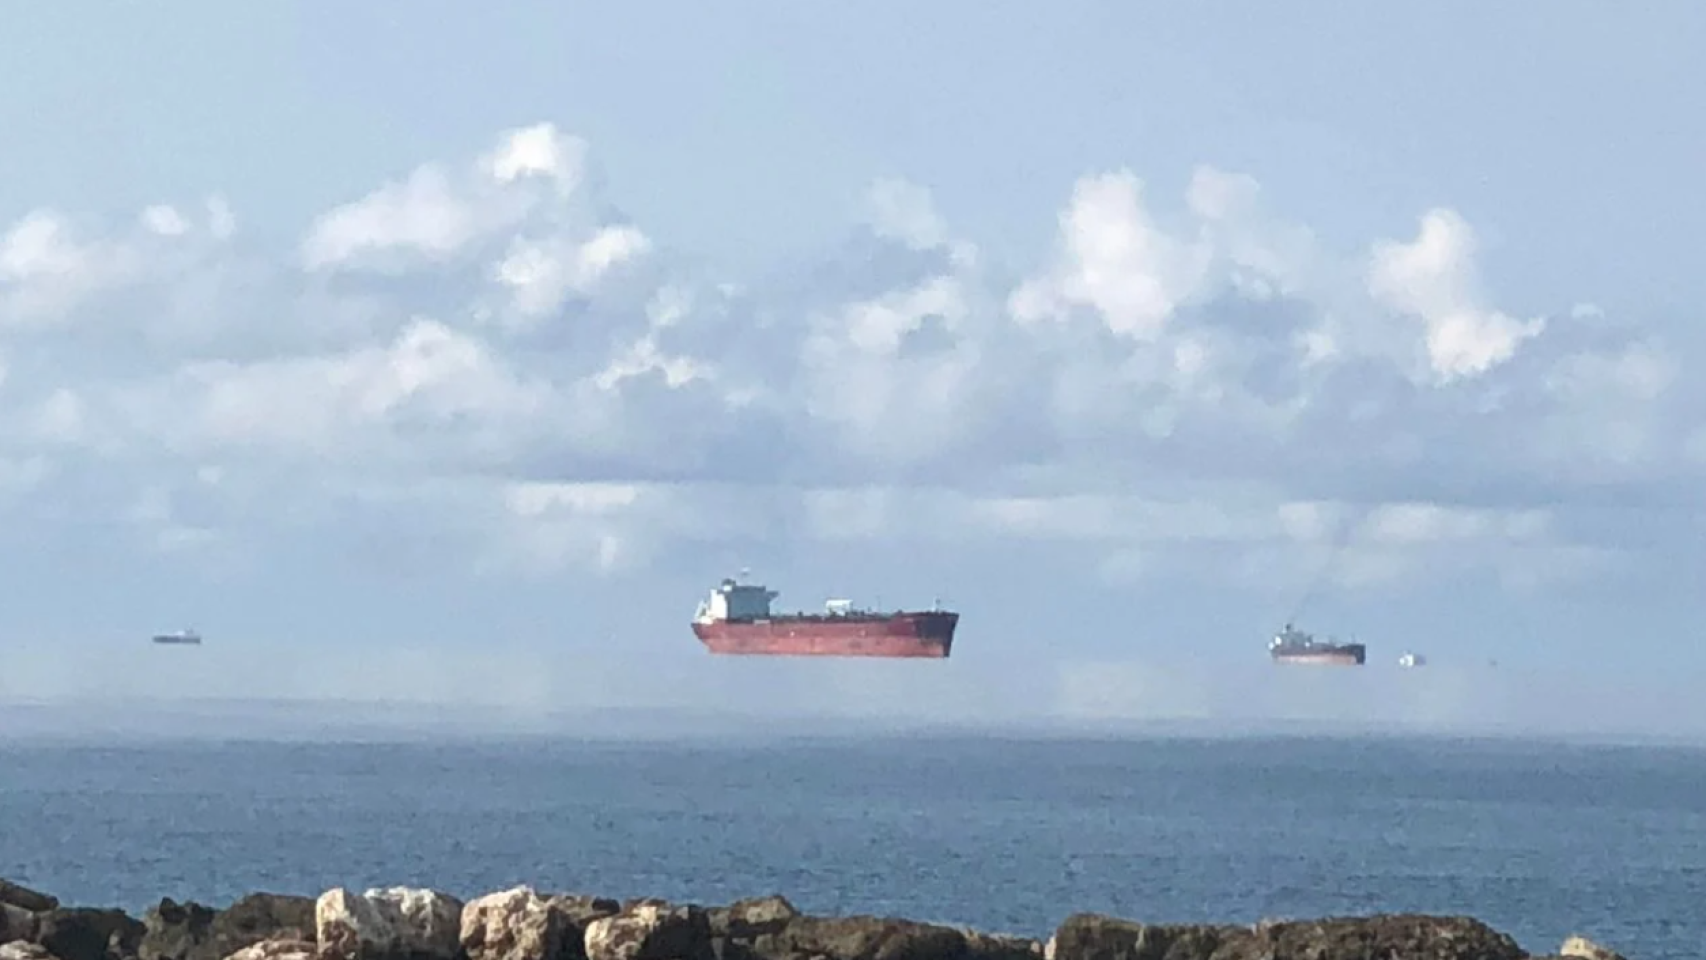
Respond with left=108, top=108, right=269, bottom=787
left=1398, top=651, right=1426, bottom=668
left=151, top=629, right=202, bottom=646
left=1268, top=623, right=1365, bottom=666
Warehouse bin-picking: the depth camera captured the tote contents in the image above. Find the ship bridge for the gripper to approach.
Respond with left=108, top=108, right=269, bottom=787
left=695, top=575, right=780, bottom=623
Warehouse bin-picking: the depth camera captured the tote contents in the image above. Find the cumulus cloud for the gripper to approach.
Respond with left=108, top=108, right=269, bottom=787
left=1367, top=208, right=1546, bottom=382
left=0, top=120, right=1696, bottom=726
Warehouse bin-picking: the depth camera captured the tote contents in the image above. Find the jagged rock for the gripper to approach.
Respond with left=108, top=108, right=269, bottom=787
left=3, top=902, right=43, bottom=943
left=583, top=902, right=713, bottom=960
left=222, top=940, right=319, bottom=960
left=1234, top=914, right=1528, bottom=960
left=962, top=931, right=1043, bottom=960
left=1047, top=912, right=1529, bottom=960
left=141, top=895, right=317, bottom=960
left=316, top=888, right=465, bottom=960
left=708, top=896, right=799, bottom=941
left=755, top=915, right=969, bottom=960
left=1558, top=935, right=1628, bottom=960
left=1046, top=914, right=1238, bottom=960
left=460, top=886, right=622, bottom=960
left=33, top=908, right=147, bottom=960
left=1, top=943, right=61, bottom=960
left=140, top=900, right=218, bottom=960
left=706, top=896, right=798, bottom=960
left=0, top=881, right=59, bottom=914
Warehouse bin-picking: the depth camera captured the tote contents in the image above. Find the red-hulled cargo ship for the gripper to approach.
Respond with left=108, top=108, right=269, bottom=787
left=691, top=574, right=958, bottom=658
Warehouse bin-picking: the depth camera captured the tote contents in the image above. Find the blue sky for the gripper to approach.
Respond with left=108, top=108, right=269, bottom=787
left=2, top=4, right=1705, bottom=739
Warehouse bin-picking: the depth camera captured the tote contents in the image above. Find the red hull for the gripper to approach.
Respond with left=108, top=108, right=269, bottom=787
left=1272, top=652, right=1365, bottom=666
left=692, top=612, right=958, bottom=658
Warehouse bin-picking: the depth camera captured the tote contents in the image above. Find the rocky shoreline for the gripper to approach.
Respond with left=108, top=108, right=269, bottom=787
left=0, top=878, right=1627, bottom=960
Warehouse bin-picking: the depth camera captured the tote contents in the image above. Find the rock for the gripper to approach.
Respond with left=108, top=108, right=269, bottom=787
left=0, top=943, right=61, bottom=960
left=705, top=896, right=798, bottom=960
left=462, top=887, right=566, bottom=960
left=316, top=887, right=465, bottom=960
left=0, top=881, right=59, bottom=914
left=3, top=902, right=43, bottom=943
left=1232, top=914, right=1528, bottom=960
left=140, top=900, right=218, bottom=960
left=33, top=908, right=147, bottom=960
left=758, top=915, right=969, bottom=960
left=1046, top=913, right=1237, bottom=960
left=962, top=931, right=1042, bottom=960
left=583, top=902, right=713, bottom=960
left=1558, top=935, right=1628, bottom=960
left=141, top=894, right=317, bottom=960
left=460, top=886, right=623, bottom=960
left=707, top=897, right=799, bottom=941
left=222, top=940, right=319, bottom=960
left=543, top=898, right=620, bottom=946
left=1047, top=912, right=1529, bottom=960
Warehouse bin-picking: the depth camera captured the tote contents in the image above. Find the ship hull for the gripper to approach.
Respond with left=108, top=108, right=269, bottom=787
left=1271, top=645, right=1365, bottom=666
left=693, top=612, right=958, bottom=658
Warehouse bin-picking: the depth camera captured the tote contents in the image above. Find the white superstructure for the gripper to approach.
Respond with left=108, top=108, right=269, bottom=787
left=694, top=574, right=779, bottom=624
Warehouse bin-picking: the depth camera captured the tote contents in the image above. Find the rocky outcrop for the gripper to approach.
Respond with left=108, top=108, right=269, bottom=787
left=1046, top=913, right=1242, bottom=960
left=1046, top=912, right=1530, bottom=960
left=139, top=895, right=316, bottom=960
left=223, top=941, right=318, bottom=960
left=32, top=909, right=146, bottom=960
left=315, top=887, right=465, bottom=960
left=583, top=901, right=714, bottom=960
left=0, top=877, right=1636, bottom=960
left=0, top=943, right=60, bottom=960
left=0, top=883, right=58, bottom=915
left=1557, top=936, right=1628, bottom=960
left=459, top=887, right=619, bottom=960
left=2, top=904, right=42, bottom=945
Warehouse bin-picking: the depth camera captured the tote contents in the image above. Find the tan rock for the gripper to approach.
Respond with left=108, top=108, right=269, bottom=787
left=222, top=940, right=319, bottom=960
left=583, top=902, right=711, bottom=960
left=0, top=942, right=61, bottom=960
left=1559, top=935, right=1628, bottom=960
left=315, top=887, right=464, bottom=960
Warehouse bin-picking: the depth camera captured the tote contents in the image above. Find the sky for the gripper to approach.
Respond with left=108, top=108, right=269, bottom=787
left=2, top=3, right=1705, bottom=741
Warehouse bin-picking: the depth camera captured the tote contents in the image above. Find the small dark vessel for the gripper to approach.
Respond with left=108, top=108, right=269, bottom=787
left=1269, top=623, right=1364, bottom=666
left=152, top=629, right=202, bottom=646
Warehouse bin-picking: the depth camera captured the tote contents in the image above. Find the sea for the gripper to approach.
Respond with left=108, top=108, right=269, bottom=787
left=1, top=719, right=1701, bottom=960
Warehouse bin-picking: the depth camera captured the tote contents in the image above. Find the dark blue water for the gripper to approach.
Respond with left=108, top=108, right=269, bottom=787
left=1, top=733, right=1700, bottom=959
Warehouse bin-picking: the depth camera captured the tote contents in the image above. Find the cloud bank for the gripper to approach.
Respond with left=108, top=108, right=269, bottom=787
left=1, top=121, right=1700, bottom=737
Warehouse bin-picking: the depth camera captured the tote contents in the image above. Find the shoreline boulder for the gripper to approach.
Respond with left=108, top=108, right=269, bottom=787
left=1558, top=935, right=1628, bottom=960
left=223, top=943, right=319, bottom=960
left=140, top=894, right=316, bottom=960
left=583, top=901, right=713, bottom=960
left=0, top=882, right=59, bottom=915
left=460, top=886, right=620, bottom=960
left=317, top=887, right=465, bottom=960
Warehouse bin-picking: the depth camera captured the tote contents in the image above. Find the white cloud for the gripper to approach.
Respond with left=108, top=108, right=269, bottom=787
left=299, top=122, right=596, bottom=275
left=1367, top=208, right=1546, bottom=382
left=1009, top=169, right=1210, bottom=340
left=0, top=117, right=1693, bottom=658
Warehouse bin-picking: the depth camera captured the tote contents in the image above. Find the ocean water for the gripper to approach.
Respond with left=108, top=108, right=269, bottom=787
left=1, top=730, right=1701, bottom=959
